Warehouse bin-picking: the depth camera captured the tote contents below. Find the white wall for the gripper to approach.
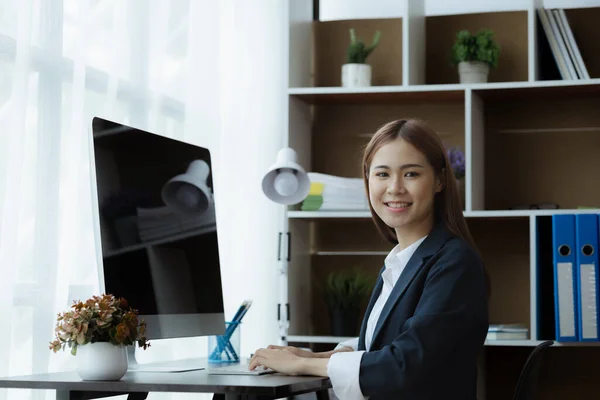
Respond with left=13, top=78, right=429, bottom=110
left=319, top=0, right=600, bottom=20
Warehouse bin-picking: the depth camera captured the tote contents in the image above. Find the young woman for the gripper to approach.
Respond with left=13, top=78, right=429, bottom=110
left=249, top=119, right=489, bottom=400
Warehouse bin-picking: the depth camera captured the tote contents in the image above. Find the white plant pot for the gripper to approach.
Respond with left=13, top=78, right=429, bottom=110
left=76, top=342, right=128, bottom=381
left=458, top=61, right=490, bottom=84
left=342, top=63, right=371, bottom=87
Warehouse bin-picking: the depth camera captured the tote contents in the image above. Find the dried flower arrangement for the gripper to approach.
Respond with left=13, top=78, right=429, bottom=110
left=50, top=294, right=150, bottom=355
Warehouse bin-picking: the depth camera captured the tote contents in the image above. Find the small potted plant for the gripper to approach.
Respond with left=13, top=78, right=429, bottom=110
left=50, top=294, right=150, bottom=381
left=446, top=146, right=466, bottom=208
left=324, top=269, right=374, bottom=336
left=342, top=28, right=381, bottom=88
left=451, top=29, right=500, bottom=84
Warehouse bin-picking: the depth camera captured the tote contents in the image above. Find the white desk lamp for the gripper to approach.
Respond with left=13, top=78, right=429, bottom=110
left=162, top=159, right=213, bottom=215
left=261, top=147, right=310, bottom=345
left=261, top=147, right=310, bottom=205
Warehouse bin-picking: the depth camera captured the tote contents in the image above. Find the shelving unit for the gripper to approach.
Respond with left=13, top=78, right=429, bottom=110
left=283, top=1, right=600, bottom=398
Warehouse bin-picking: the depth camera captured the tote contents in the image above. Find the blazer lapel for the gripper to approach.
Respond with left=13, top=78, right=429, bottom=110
left=358, top=267, right=384, bottom=351
left=368, top=221, right=452, bottom=349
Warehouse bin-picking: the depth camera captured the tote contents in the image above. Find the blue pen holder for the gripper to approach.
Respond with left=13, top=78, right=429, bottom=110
left=208, top=321, right=241, bottom=363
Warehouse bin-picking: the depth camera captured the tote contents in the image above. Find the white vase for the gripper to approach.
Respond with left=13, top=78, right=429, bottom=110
left=75, top=342, right=128, bottom=381
left=458, top=61, right=490, bottom=84
left=341, top=63, right=372, bottom=87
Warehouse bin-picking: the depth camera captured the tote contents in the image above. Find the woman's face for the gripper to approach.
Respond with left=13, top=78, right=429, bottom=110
left=368, top=138, right=442, bottom=236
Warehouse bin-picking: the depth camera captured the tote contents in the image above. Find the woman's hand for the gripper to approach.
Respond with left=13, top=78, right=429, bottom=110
left=265, top=345, right=316, bottom=358
left=249, top=347, right=305, bottom=375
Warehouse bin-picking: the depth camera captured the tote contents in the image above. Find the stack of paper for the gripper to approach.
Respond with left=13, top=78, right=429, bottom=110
left=487, top=324, right=529, bottom=340
left=301, top=173, right=368, bottom=211
left=136, top=204, right=216, bottom=242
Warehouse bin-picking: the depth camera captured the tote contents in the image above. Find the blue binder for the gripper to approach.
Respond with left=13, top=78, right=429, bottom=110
left=552, top=214, right=578, bottom=341
left=575, top=214, right=600, bottom=341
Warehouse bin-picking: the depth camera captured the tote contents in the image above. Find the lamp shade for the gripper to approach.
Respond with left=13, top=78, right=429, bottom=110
left=261, top=147, right=310, bottom=205
left=162, top=160, right=212, bottom=215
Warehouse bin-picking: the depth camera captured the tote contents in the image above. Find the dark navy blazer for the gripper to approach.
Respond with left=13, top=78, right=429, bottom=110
left=356, top=221, right=489, bottom=399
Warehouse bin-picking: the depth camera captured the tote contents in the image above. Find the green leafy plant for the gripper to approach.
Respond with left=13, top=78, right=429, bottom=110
left=451, top=29, right=500, bottom=68
left=346, top=28, right=381, bottom=64
left=324, top=269, right=374, bottom=310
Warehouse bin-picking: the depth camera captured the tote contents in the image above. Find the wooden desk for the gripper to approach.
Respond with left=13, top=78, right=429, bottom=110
left=0, top=369, right=331, bottom=400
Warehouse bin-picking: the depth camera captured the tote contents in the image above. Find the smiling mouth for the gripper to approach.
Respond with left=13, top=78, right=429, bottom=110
left=385, top=202, right=412, bottom=209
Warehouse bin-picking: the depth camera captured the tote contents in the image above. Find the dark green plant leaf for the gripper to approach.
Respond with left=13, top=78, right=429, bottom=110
left=324, top=269, right=375, bottom=310
left=451, top=29, right=500, bottom=68
left=347, top=28, right=382, bottom=64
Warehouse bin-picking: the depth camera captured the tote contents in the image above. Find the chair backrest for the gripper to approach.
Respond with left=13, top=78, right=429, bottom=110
left=512, top=340, right=554, bottom=400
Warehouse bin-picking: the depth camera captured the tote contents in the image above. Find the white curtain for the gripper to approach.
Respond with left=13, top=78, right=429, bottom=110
left=0, top=1, right=285, bottom=399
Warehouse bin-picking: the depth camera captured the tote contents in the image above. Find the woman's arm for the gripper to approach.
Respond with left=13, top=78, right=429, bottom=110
left=264, top=344, right=354, bottom=358
left=248, top=345, right=354, bottom=375
left=248, top=347, right=330, bottom=376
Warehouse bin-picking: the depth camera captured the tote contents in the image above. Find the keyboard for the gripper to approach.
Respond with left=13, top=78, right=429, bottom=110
left=207, top=363, right=276, bottom=376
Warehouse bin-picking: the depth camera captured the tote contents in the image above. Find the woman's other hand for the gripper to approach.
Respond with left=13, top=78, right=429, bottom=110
left=249, top=348, right=304, bottom=375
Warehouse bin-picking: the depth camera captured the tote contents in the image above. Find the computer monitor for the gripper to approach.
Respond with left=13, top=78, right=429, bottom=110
left=88, top=117, right=226, bottom=364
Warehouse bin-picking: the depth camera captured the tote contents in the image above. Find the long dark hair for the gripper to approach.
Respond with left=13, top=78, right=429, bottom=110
left=362, top=119, right=490, bottom=292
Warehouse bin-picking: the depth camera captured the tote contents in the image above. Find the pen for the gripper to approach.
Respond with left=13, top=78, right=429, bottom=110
left=211, top=300, right=252, bottom=361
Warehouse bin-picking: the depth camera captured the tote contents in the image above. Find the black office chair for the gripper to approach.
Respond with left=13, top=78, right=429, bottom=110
left=512, top=340, right=554, bottom=400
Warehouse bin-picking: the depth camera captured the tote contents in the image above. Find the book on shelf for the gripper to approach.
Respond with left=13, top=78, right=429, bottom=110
left=537, top=7, right=589, bottom=80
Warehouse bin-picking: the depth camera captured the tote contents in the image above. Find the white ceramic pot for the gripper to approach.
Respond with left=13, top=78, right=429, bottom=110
left=458, top=61, right=490, bottom=84
left=76, top=342, right=128, bottom=381
left=341, top=63, right=371, bottom=87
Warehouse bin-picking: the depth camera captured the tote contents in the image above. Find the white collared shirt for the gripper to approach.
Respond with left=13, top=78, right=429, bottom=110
left=326, top=236, right=427, bottom=400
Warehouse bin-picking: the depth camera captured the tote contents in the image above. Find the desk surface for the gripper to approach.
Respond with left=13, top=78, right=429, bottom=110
left=0, top=370, right=330, bottom=398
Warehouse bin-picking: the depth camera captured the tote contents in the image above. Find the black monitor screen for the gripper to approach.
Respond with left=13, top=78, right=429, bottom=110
left=90, top=117, right=225, bottom=338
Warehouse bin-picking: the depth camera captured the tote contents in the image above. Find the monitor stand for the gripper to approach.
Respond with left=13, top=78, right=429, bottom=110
left=126, top=346, right=207, bottom=373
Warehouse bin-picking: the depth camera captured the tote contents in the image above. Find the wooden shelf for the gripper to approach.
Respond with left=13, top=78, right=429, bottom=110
left=465, top=209, right=600, bottom=217
left=289, top=209, right=600, bottom=219
left=289, top=79, right=600, bottom=104
left=289, top=86, right=464, bottom=104
left=475, top=80, right=600, bottom=101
